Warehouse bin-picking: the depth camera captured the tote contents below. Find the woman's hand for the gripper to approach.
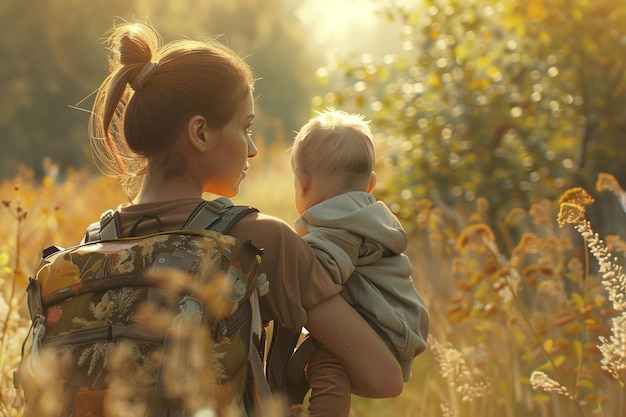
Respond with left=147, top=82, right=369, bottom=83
left=305, top=294, right=403, bottom=398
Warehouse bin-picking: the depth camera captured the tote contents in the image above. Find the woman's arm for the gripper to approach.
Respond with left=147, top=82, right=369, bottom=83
left=305, top=294, right=403, bottom=397
left=231, top=213, right=403, bottom=396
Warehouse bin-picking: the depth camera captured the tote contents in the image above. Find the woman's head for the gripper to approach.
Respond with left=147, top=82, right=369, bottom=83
left=89, top=21, right=255, bottom=196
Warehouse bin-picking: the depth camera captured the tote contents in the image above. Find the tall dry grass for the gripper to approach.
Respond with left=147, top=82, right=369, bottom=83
left=0, top=159, right=126, bottom=417
left=1, top=144, right=626, bottom=417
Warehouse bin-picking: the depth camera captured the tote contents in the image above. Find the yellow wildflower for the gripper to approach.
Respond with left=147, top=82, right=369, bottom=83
left=558, top=187, right=595, bottom=207
left=456, top=224, right=496, bottom=251
left=505, top=208, right=527, bottom=227
left=557, top=202, right=586, bottom=227
left=596, top=172, right=624, bottom=196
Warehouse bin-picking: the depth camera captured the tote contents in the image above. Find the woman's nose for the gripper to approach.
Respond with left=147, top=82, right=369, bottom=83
left=248, top=137, right=258, bottom=158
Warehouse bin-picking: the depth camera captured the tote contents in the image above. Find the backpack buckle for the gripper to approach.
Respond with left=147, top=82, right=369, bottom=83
left=206, top=197, right=233, bottom=214
left=224, top=266, right=248, bottom=304
left=174, top=296, right=203, bottom=327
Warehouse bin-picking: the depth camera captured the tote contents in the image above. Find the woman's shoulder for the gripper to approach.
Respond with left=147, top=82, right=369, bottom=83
left=229, top=211, right=298, bottom=244
left=231, top=210, right=341, bottom=322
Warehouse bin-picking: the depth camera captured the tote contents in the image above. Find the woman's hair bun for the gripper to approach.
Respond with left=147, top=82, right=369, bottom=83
left=110, top=22, right=160, bottom=68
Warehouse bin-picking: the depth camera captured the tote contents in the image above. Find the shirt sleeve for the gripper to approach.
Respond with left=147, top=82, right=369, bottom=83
left=229, top=212, right=342, bottom=330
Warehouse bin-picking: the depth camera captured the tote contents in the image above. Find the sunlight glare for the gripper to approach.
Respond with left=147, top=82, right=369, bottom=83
left=296, top=0, right=379, bottom=42
left=295, top=0, right=419, bottom=58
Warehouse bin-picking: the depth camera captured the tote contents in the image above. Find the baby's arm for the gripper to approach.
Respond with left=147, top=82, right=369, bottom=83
left=303, top=227, right=360, bottom=285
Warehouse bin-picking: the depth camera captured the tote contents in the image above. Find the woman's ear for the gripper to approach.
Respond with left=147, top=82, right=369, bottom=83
left=187, top=115, right=212, bottom=152
left=366, top=171, right=377, bottom=193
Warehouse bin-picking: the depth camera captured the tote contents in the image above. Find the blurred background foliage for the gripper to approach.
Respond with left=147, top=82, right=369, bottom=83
left=0, top=0, right=319, bottom=178
left=0, top=0, right=401, bottom=179
left=314, top=0, right=626, bottom=240
left=2, top=0, right=626, bottom=235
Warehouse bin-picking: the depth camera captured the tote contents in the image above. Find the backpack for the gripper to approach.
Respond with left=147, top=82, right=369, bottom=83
left=14, top=198, right=275, bottom=417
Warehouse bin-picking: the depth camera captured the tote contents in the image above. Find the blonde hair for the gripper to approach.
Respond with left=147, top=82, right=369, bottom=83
left=89, top=21, right=255, bottom=197
left=292, top=108, right=375, bottom=190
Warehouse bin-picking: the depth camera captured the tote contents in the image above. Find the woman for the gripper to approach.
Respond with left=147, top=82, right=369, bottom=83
left=84, top=21, right=402, bottom=415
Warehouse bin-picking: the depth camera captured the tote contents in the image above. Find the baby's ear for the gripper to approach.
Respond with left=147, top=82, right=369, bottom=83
left=366, top=171, right=377, bottom=193
left=294, top=167, right=310, bottom=194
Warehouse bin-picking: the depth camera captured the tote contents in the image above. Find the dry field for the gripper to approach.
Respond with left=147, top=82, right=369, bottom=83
left=1, top=143, right=625, bottom=417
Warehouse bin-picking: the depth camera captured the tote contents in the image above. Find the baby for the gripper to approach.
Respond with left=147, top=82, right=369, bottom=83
left=291, top=108, right=429, bottom=416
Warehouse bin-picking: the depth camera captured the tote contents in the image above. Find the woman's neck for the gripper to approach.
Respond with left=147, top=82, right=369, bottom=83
left=133, top=171, right=203, bottom=205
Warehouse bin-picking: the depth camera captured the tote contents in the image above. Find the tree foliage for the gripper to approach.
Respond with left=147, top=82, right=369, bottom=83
left=315, top=0, right=626, bottom=225
left=0, top=0, right=315, bottom=178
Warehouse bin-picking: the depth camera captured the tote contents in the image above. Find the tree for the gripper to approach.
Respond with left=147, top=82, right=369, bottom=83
left=315, top=0, right=626, bottom=230
left=0, top=0, right=316, bottom=178
left=0, top=0, right=133, bottom=178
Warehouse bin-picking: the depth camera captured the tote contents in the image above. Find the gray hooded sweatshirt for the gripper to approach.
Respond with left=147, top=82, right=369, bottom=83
left=294, top=191, right=429, bottom=381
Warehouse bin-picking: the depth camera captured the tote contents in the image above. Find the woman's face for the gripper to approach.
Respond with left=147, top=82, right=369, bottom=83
left=203, top=91, right=257, bottom=197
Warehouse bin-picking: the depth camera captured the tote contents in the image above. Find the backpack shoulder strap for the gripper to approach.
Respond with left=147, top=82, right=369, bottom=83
left=182, top=197, right=258, bottom=233
left=84, top=198, right=257, bottom=242
left=84, top=209, right=121, bottom=242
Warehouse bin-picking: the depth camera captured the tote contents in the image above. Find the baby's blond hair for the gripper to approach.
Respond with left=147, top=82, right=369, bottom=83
left=292, top=108, right=375, bottom=190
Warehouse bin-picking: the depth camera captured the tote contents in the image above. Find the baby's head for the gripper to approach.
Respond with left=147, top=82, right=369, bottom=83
left=291, top=108, right=376, bottom=213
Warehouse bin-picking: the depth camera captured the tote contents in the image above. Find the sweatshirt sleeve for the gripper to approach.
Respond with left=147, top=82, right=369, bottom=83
left=302, top=227, right=360, bottom=285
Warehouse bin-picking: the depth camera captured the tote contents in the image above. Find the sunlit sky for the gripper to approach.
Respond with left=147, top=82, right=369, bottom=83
left=296, top=0, right=407, bottom=59
left=296, top=0, right=379, bottom=40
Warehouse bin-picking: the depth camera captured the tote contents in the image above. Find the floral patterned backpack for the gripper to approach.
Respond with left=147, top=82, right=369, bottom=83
left=14, top=198, right=274, bottom=417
